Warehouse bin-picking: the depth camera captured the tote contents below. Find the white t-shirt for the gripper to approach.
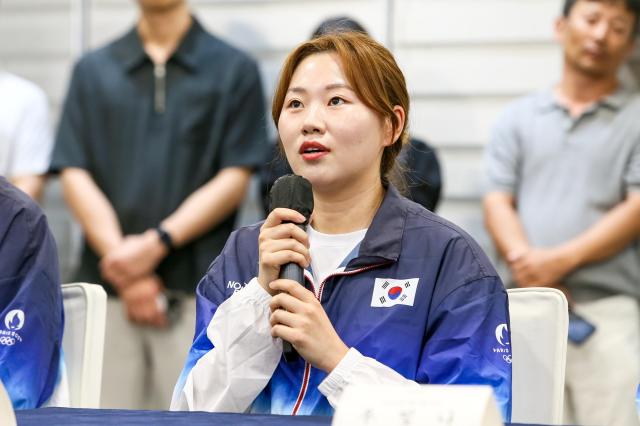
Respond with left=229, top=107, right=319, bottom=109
left=0, top=72, right=53, bottom=177
left=307, top=225, right=367, bottom=292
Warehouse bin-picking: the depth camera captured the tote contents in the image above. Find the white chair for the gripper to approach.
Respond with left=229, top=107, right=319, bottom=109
left=507, top=287, right=568, bottom=425
left=61, top=283, right=107, bottom=408
left=0, top=379, right=16, bottom=426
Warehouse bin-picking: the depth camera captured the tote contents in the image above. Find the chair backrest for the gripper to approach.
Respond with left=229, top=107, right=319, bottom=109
left=507, top=287, right=568, bottom=425
left=0, top=379, right=16, bottom=426
left=61, top=283, right=107, bottom=408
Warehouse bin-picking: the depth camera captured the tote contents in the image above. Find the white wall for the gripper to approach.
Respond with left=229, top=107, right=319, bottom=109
left=0, top=0, right=583, bottom=276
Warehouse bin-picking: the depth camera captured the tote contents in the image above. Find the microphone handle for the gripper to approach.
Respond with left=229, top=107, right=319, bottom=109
left=279, top=262, right=304, bottom=362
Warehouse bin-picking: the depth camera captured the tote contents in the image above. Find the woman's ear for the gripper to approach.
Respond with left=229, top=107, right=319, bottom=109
left=384, top=105, right=406, bottom=147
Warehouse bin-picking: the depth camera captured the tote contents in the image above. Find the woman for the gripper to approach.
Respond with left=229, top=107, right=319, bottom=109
left=171, top=32, right=511, bottom=420
left=0, top=177, right=67, bottom=408
left=259, top=16, right=442, bottom=214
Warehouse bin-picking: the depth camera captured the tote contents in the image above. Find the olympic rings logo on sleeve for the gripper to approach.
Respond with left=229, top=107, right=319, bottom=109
left=0, top=336, right=16, bottom=346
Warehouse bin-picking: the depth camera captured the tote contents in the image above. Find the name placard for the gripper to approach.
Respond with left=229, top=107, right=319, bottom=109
left=332, top=385, right=503, bottom=426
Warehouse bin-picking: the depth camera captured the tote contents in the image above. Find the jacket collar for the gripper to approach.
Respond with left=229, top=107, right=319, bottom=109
left=346, top=184, right=407, bottom=270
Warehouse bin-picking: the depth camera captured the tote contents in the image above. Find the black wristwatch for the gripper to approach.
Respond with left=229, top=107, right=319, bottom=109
left=155, top=226, right=174, bottom=251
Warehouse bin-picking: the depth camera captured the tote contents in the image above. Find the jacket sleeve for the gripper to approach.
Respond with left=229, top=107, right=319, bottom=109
left=419, top=276, right=512, bottom=421
left=170, top=233, right=282, bottom=412
left=0, top=196, right=64, bottom=409
left=317, top=347, right=420, bottom=408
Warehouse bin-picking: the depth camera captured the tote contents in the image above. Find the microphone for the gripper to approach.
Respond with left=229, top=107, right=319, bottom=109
left=268, top=174, right=314, bottom=363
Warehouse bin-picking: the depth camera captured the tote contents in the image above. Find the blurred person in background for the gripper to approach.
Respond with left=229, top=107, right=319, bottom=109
left=50, top=0, right=268, bottom=409
left=628, top=33, right=640, bottom=80
left=259, top=16, right=442, bottom=214
left=0, top=71, right=53, bottom=201
left=0, top=177, right=67, bottom=409
left=484, top=1, right=640, bottom=424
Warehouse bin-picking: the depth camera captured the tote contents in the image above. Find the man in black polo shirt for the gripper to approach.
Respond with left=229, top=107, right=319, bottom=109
left=51, top=0, right=267, bottom=409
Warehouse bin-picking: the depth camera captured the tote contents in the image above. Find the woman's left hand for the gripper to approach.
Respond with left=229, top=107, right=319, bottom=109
left=269, top=279, right=349, bottom=373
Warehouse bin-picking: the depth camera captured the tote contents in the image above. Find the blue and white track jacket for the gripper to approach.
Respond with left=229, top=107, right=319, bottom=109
left=0, top=178, right=65, bottom=409
left=172, top=186, right=512, bottom=420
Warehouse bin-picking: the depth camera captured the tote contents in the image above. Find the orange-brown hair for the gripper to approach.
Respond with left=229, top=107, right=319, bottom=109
left=272, top=31, right=410, bottom=184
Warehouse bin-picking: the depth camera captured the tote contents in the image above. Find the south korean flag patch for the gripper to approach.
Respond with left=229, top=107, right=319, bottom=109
left=371, top=278, right=419, bottom=308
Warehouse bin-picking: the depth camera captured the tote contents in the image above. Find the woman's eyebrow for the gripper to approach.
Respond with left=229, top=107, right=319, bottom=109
left=326, top=83, right=353, bottom=91
left=287, top=87, right=306, bottom=94
left=287, top=83, right=354, bottom=94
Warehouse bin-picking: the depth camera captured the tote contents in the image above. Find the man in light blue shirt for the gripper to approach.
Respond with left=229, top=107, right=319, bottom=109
left=484, top=1, right=640, bottom=424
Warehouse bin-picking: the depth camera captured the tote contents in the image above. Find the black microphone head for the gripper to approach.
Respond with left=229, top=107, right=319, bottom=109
left=269, top=175, right=314, bottom=224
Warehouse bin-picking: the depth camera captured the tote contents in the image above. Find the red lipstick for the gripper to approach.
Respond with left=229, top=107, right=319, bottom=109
left=299, top=141, right=329, bottom=161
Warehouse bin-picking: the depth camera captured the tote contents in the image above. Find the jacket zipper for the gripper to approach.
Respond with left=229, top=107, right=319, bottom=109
left=290, top=261, right=392, bottom=415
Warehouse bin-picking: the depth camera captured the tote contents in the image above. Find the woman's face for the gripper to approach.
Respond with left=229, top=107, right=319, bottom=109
left=278, top=52, right=392, bottom=194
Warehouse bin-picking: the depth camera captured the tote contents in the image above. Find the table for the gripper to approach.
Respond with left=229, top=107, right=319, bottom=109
left=16, top=409, right=328, bottom=425
left=15, top=408, right=548, bottom=425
